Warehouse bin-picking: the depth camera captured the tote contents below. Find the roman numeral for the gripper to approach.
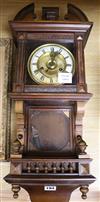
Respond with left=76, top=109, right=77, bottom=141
left=40, top=75, right=44, bottom=81
left=50, top=47, right=54, bottom=52
left=34, top=69, right=39, bottom=74
left=50, top=78, right=53, bottom=83
left=35, top=55, right=39, bottom=58
left=64, top=56, right=69, bottom=59
left=58, top=48, right=62, bottom=54
left=67, top=64, right=72, bottom=66
left=32, top=63, right=37, bottom=65
left=42, top=49, right=46, bottom=53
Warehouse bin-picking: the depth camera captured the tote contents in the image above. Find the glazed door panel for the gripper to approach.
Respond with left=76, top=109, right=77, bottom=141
left=26, top=107, right=74, bottom=155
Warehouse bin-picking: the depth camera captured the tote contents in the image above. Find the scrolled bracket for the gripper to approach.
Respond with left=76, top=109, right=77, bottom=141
left=76, top=135, right=88, bottom=155
left=12, top=138, right=22, bottom=155
left=12, top=184, right=21, bottom=199
left=10, top=137, right=22, bottom=159
left=80, top=185, right=89, bottom=199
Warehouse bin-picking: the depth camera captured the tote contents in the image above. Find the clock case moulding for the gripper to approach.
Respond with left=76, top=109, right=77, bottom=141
left=9, top=3, right=93, bottom=94
left=4, top=3, right=96, bottom=202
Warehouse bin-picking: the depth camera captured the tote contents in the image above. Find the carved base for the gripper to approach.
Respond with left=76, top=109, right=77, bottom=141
left=23, top=186, right=77, bottom=202
left=11, top=185, right=90, bottom=202
left=4, top=174, right=95, bottom=202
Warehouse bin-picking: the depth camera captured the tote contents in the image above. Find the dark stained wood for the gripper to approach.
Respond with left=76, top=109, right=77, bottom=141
left=13, top=3, right=89, bottom=22
left=42, top=7, right=59, bottom=20
left=9, top=92, right=92, bottom=101
left=4, top=174, right=96, bottom=186
left=14, top=3, right=35, bottom=21
left=26, top=32, right=74, bottom=41
left=10, top=21, right=93, bottom=47
left=75, top=35, right=86, bottom=92
left=66, top=4, right=89, bottom=22
left=76, top=36, right=85, bottom=82
left=25, top=106, right=73, bottom=153
left=24, top=85, right=77, bottom=93
left=4, top=3, right=95, bottom=202
left=9, top=157, right=93, bottom=176
left=9, top=20, right=93, bottom=93
left=25, top=186, right=76, bottom=202
left=4, top=174, right=95, bottom=202
left=12, top=38, right=26, bottom=92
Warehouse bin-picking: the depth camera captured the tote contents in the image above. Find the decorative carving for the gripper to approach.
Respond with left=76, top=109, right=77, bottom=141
left=10, top=162, right=22, bottom=175
left=14, top=3, right=35, bottom=20
left=4, top=3, right=96, bottom=202
left=68, top=163, right=74, bottom=173
left=42, top=7, right=59, bottom=20
left=12, top=184, right=21, bottom=199
left=76, top=35, right=86, bottom=92
left=35, top=162, right=40, bottom=173
left=14, top=3, right=89, bottom=22
left=52, top=162, right=57, bottom=173
left=14, top=101, right=24, bottom=152
left=80, top=185, right=89, bottom=199
left=79, top=163, right=89, bottom=175
left=9, top=158, right=93, bottom=176
left=22, top=160, right=77, bottom=174
left=61, top=162, right=65, bottom=173
left=64, top=4, right=89, bottom=21
left=18, top=32, right=26, bottom=40
left=34, top=0, right=67, bottom=20
left=44, top=162, right=49, bottom=173
left=11, top=99, right=24, bottom=157
left=27, top=162, right=31, bottom=173
left=13, top=40, right=26, bottom=92
left=75, top=101, right=85, bottom=138
left=12, top=138, right=22, bottom=155
left=76, top=135, right=87, bottom=155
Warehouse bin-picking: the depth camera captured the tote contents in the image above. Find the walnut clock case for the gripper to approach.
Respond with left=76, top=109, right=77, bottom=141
left=4, top=3, right=95, bottom=202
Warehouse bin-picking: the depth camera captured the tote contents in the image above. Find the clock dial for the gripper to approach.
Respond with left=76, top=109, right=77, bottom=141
left=27, top=44, right=75, bottom=84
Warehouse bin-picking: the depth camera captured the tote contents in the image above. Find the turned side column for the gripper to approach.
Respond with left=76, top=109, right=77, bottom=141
left=75, top=35, right=87, bottom=92
left=10, top=101, right=24, bottom=158
left=13, top=36, right=26, bottom=92
left=75, top=101, right=85, bottom=138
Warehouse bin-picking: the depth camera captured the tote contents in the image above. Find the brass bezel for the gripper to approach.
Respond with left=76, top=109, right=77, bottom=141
left=27, top=43, right=75, bottom=84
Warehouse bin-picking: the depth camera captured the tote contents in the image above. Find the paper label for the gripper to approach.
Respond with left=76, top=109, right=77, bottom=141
left=58, top=72, right=72, bottom=83
left=44, top=186, right=57, bottom=191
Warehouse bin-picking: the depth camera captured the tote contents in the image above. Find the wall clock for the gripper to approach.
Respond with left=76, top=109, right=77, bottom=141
left=27, top=43, right=75, bottom=84
left=4, top=2, right=95, bottom=202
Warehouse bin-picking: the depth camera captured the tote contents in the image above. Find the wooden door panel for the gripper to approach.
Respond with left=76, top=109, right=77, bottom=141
left=27, top=107, right=73, bottom=154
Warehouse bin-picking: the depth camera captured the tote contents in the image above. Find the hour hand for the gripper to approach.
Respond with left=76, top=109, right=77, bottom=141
left=50, top=47, right=55, bottom=60
left=50, top=48, right=60, bottom=61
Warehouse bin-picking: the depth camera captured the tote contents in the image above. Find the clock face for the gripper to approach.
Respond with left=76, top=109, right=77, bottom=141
left=27, top=43, right=75, bottom=84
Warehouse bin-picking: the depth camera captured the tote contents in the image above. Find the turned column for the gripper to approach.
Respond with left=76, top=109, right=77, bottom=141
left=13, top=36, right=26, bottom=92
left=10, top=101, right=24, bottom=158
left=75, top=35, right=87, bottom=92
left=75, top=101, right=85, bottom=138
